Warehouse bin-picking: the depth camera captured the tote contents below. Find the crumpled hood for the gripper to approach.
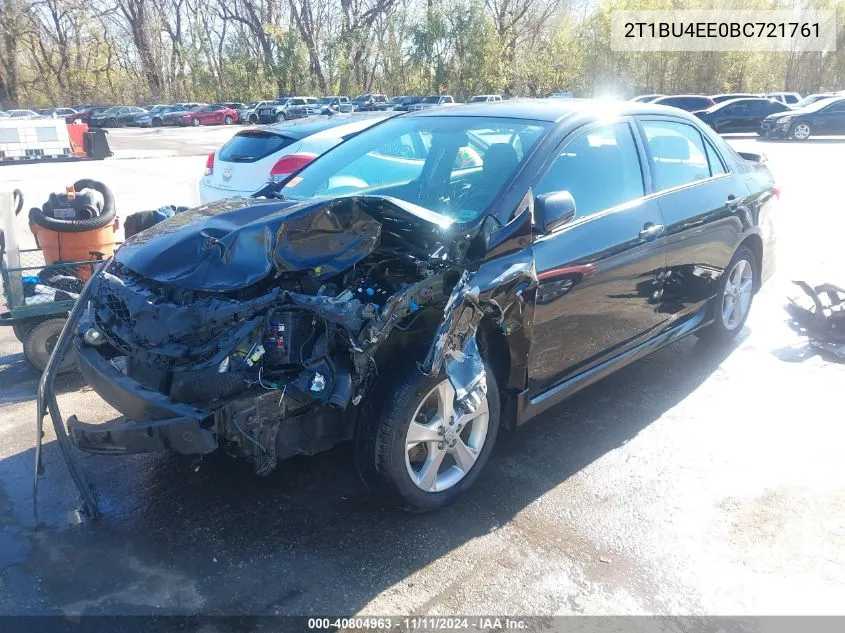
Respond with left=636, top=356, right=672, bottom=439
left=115, top=195, right=454, bottom=292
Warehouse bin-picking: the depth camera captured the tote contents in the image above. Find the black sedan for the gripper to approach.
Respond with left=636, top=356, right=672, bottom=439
left=695, top=98, right=790, bottom=133
left=56, top=99, right=777, bottom=513
left=651, top=94, right=716, bottom=112
left=759, top=96, right=845, bottom=140
left=89, top=106, right=147, bottom=127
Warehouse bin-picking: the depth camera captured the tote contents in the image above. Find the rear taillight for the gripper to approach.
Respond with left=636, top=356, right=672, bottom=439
left=773, top=185, right=781, bottom=199
left=269, top=153, right=316, bottom=182
left=204, top=152, right=214, bottom=176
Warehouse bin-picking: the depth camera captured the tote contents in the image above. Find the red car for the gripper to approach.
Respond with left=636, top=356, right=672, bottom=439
left=179, top=104, right=239, bottom=127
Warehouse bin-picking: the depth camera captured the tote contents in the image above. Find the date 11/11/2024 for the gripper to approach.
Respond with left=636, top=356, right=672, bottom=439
left=307, top=617, right=528, bottom=630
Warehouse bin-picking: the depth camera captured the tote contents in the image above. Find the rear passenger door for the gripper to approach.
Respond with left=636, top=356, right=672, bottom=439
left=528, top=120, right=668, bottom=396
left=814, top=100, right=845, bottom=134
left=637, top=117, right=746, bottom=318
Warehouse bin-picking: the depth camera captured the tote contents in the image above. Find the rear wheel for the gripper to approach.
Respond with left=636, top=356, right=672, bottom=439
left=698, top=245, right=756, bottom=343
left=191, top=117, right=200, bottom=127
left=275, top=112, right=287, bottom=123
left=789, top=121, right=812, bottom=141
left=23, top=318, right=76, bottom=374
left=224, top=115, right=233, bottom=125
left=249, top=114, right=258, bottom=124
left=364, top=362, right=500, bottom=512
left=107, top=117, right=118, bottom=128
left=152, top=117, right=162, bottom=127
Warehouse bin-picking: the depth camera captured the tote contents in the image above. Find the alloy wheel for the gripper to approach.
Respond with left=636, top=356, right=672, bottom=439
left=792, top=123, right=811, bottom=140
left=721, top=258, right=753, bottom=331
left=404, top=379, right=489, bottom=492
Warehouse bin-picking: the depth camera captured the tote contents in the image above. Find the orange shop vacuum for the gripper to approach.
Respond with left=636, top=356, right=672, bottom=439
left=28, top=179, right=119, bottom=281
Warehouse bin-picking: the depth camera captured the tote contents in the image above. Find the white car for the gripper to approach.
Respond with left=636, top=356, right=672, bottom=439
left=6, top=109, right=40, bottom=119
left=763, top=92, right=802, bottom=106
left=199, top=114, right=390, bottom=203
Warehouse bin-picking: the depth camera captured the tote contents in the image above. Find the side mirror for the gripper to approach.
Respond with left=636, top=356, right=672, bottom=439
left=534, top=191, right=576, bottom=233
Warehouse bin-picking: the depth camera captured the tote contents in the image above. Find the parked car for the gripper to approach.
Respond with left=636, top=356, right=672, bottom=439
left=407, top=95, right=455, bottom=111
left=630, top=94, right=664, bottom=103
left=710, top=93, right=760, bottom=104
left=759, top=96, right=845, bottom=140
left=391, top=96, right=424, bottom=111
left=65, top=106, right=109, bottom=124
left=36, top=107, right=78, bottom=118
left=651, top=95, right=716, bottom=112
left=310, top=96, right=354, bottom=115
left=200, top=113, right=391, bottom=203
left=90, top=106, right=147, bottom=127
left=134, top=105, right=183, bottom=127
left=179, top=104, right=239, bottom=126
left=142, top=104, right=168, bottom=112
left=158, top=105, right=203, bottom=126
left=352, top=94, right=389, bottom=111
left=695, top=98, right=790, bottom=133
left=548, top=91, right=575, bottom=99
left=6, top=109, right=40, bottom=119
left=217, top=102, right=246, bottom=111
left=237, top=101, right=272, bottom=124
left=256, top=97, right=319, bottom=123
left=0, top=111, right=8, bottom=118
left=468, top=95, right=502, bottom=103
left=61, top=99, right=776, bottom=513
left=763, top=92, right=802, bottom=106
left=792, top=93, right=836, bottom=108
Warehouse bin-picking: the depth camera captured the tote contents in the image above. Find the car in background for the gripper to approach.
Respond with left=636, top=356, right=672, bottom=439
left=65, top=106, right=108, bottom=124
left=792, top=93, right=836, bottom=108
left=0, top=111, right=8, bottom=118
left=391, top=96, right=423, bottom=111
left=237, top=101, right=272, bottom=124
left=763, top=92, right=802, bottom=106
left=6, top=109, right=40, bottom=119
left=695, top=98, right=790, bottom=134
left=651, top=95, right=715, bottom=112
left=199, top=113, right=390, bottom=203
left=217, top=102, right=246, bottom=112
left=759, top=96, right=845, bottom=140
left=468, top=95, right=502, bottom=103
left=179, top=104, right=239, bottom=126
left=134, top=105, right=183, bottom=127
left=630, top=94, right=664, bottom=103
left=710, top=93, right=759, bottom=104
left=142, top=104, right=168, bottom=112
left=314, top=96, right=354, bottom=115
left=352, top=94, right=389, bottom=111
left=407, top=95, right=455, bottom=111
left=36, top=107, right=78, bottom=118
left=158, top=104, right=203, bottom=126
left=90, top=106, right=147, bottom=127
left=548, top=91, right=575, bottom=99
left=256, top=97, right=318, bottom=123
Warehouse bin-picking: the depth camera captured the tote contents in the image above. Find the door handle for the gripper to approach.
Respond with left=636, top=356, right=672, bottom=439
left=639, top=222, right=665, bottom=241
left=726, top=195, right=741, bottom=210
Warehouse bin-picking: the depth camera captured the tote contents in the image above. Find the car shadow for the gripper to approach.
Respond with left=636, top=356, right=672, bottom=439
left=0, top=333, right=743, bottom=616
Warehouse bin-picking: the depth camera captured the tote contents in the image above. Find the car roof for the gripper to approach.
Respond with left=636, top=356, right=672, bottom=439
left=262, top=113, right=391, bottom=139
left=406, top=98, right=704, bottom=123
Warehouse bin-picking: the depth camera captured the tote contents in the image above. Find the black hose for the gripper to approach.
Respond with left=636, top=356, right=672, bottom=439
left=13, top=189, right=23, bottom=216
left=28, top=180, right=117, bottom=233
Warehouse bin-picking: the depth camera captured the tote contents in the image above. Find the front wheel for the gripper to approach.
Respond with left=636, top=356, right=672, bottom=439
left=249, top=114, right=258, bottom=124
left=789, top=121, right=812, bottom=141
left=191, top=117, right=200, bottom=127
left=107, top=118, right=118, bottom=128
left=364, top=362, right=500, bottom=512
left=698, top=245, right=756, bottom=344
left=224, top=115, right=233, bottom=125
left=275, top=112, right=287, bottom=123
left=152, top=118, right=162, bottom=127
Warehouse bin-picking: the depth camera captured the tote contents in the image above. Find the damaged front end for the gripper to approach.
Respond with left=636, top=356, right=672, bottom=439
left=39, top=196, right=499, bottom=500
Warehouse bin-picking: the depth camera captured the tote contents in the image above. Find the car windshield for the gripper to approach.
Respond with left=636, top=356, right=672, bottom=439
left=794, top=95, right=829, bottom=108
left=422, top=96, right=441, bottom=104
left=390, top=97, right=405, bottom=103
left=469, top=96, right=488, bottom=103
left=796, top=97, right=842, bottom=112
left=320, top=98, right=334, bottom=104
left=100, top=107, right=120, bottom=115
left=282, top=115, right=549, bottom=223
left=353, top=95, right=369, bottom=102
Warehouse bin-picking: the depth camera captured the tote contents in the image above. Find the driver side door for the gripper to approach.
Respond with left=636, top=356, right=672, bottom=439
left=528, top=120, right=668, bottom=399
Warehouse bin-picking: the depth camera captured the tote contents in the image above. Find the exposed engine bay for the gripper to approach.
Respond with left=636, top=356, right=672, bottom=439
left=70, top=195, right=520, bottom=476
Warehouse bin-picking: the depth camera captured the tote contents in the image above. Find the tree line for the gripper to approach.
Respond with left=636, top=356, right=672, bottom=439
left=1, top=0, right=843, bottom=108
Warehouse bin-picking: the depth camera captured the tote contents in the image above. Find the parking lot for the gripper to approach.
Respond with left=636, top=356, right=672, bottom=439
left=1, top=125, right=845, bottom=619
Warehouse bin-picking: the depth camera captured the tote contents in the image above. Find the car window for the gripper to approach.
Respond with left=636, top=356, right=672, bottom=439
left=784, top=95, right=799, bottom=104
left=824, top=101, right=845, bottom=113
left=724, top=102, right=748, bottom=115
left=703, top=139, right=727, bottom=176
left=219, top=132, right=298, bottom=162
left=642, top=120, right=711, bottom=190
left=534, top=122, right=644, bottom=219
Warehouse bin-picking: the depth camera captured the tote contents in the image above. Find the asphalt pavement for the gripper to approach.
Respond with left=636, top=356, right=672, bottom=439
left=1, top=127, right=844, bottom=621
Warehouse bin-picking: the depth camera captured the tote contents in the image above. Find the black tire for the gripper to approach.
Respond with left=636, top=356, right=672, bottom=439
left=275, top=112, right=287, bottom=123
left=789, top=121, right=812, bottom=141
left=191, top=117, right=200, bottom=127
left=107, top=118, right=118, bottom=128
left=152, top=117, right=162, bottom=127
left=12, top=318, right=40, bottom=344
left=361, top=361, right=501, bottom=512
left=698, top=245, right=757, bottom=344
left=249, top=114, right=258, bottom=124
left=23, top=318, right=76, bottom=374
left=224, top=115, right=233, bottom=125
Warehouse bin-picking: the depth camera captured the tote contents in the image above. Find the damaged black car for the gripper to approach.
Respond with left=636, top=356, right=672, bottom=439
left=38, top=101, right=778, bottom=514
